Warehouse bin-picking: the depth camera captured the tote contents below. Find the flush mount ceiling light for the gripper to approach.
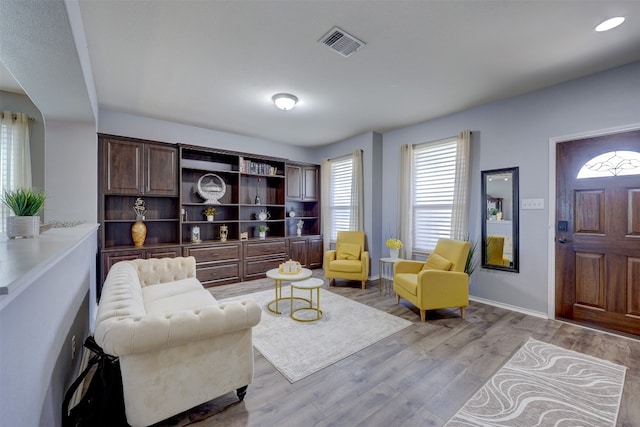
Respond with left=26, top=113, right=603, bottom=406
left=595, top=16, right=625, bottom=32
left=272, top=93, right=298, bottom=111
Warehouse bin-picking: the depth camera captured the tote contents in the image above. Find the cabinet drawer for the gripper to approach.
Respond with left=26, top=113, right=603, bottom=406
left=184, top=243, right=241, bottom=263
left=197, top=262, right=241, bottom=285
left=244, top=255, right=287, bottom=278
left=147, top=246, right=181, bottom=259
left=244, top=240, right=287, bottom=258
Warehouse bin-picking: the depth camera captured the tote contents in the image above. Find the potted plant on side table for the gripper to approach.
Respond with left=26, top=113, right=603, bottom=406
left=1, top=188, right=46, bottom=238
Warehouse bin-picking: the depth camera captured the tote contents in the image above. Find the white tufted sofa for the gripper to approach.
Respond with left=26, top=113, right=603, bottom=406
left=94, top=256, right=262, bottom=427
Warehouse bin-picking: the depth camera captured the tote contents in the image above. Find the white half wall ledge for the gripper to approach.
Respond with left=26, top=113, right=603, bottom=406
left=0, top=223, right=99, bottom=310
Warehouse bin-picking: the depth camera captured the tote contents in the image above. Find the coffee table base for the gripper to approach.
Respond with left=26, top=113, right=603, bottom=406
left=290, top=278, right=324, bottom=322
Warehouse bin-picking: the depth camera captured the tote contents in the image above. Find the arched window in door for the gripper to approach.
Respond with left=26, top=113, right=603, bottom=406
left=577, top=150, right=640, bottom=178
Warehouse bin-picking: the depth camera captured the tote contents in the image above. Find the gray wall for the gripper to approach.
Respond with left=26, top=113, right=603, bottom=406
left=382, top=61, right=640, bottom=315
left=99, top=109, right=317, bottom=164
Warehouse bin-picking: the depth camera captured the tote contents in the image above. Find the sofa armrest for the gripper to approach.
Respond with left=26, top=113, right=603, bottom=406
left=394, top=260, right=424, bottom=274
left=95, top=300, right=262, bottom=356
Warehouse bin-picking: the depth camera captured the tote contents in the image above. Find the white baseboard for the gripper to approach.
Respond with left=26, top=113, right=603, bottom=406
left=469, top=295, right=548, bottom=319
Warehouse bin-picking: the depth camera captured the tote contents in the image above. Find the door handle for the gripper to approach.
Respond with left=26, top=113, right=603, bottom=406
left=557, top=237, right=568, bottom=244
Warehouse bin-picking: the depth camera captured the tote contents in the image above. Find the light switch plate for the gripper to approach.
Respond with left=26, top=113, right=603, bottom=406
left=521, top=198, right=544, bottom=210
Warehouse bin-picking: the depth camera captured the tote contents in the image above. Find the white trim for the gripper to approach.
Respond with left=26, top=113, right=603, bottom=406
left=555, top=318, right=640, bottom=343
left=469, top=295, right=548, bottom=319
left=547, top=122, right=640, bottom=320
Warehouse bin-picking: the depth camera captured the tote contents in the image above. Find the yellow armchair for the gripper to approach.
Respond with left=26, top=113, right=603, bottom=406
left=324, top=231, right=370, bottom=289
left=393, top=238, right=470, bottom=322
left=487, top=235, right=510, bottom=266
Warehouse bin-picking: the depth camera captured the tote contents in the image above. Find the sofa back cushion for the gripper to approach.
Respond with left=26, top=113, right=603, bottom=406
left=130, top=256, right=197, bottom=287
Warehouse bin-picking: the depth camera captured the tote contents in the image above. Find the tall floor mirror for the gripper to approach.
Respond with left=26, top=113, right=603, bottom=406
left=481, top=167, right=519, bottom=272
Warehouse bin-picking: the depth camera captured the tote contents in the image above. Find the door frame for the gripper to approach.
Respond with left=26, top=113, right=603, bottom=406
left=547, top=122, right=640, bottom=320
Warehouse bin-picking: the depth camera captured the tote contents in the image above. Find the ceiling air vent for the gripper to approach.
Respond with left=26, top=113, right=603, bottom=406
left=319, top=26, right=365, bottom=57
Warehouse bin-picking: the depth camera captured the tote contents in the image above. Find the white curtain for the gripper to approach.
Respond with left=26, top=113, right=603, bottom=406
left=399, top=144, right=413, bottom=259
left=1, top=111, right=32, bottom=231
left=451, top=129, right=471, bottom=240
left=350, top=149, right=364, bottom=231
left=320, top=158, right=331, bottom=253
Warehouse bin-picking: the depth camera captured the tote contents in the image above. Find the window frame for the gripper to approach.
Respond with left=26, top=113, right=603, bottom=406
left=411, top=137, right=458, bottom=254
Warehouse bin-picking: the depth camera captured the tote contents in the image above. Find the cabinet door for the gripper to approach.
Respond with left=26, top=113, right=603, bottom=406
left=288, top=238, right=308, bottom=266
left=102, top=139, right=143, bottom=194
left=145, top=144, right=178, bottom=195
left=302, top=166, right=318, bottom=200
left=307, top=237, right=324, bottom=268
left=285, top=165, right=303, bottom=200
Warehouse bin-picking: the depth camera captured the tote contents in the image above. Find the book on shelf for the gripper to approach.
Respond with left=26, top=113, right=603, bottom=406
left=239, top=157, right=277, bottom=176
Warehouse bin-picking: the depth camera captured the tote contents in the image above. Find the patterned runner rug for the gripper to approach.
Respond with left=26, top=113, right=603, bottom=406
left=445, top=337, right=627, bottom=426
left=220, top=286, right=412, bottom=383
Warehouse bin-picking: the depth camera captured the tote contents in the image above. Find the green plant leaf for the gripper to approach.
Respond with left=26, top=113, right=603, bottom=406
left=1, top=188, right=46, bottom=216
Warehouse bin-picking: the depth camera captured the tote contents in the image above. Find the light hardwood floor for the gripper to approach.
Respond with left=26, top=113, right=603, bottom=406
left=157, top=271, right=640, bottom=427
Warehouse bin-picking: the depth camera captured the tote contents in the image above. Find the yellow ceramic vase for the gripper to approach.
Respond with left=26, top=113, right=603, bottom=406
left=131, top=221, right=147, bottom=247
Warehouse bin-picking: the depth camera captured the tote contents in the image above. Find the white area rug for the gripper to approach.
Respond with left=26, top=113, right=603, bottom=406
left=220, top=286, right=412, bottom=383
left=445, top=337, right=627, bottom=427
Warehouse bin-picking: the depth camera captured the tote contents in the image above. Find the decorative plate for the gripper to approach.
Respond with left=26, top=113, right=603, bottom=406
left=196, top=173, right=226, bottom=204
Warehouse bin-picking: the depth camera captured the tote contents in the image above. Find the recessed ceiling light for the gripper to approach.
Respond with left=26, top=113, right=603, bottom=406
left=595, top=17, right=625, bottom=32
left=272, top=93, right=298, bottom=111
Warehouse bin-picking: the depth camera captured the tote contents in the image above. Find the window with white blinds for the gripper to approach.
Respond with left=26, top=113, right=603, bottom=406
left=329, top=156, right=352, bottom=241
left=413, top=137, right=458, bottom=252
left=0, top=112, right=32, bottom=233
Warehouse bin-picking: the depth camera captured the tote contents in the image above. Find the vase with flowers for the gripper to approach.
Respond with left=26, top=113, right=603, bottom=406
left=203, top=206, right=216, bottom=222
left=385, top=238, right=403, bottom=259
left=131, top=197, right=147, bottom=247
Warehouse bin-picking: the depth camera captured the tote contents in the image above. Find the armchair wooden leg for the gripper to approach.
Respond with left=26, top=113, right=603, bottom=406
left=396, top=295, right=400, bottom=304
left=361, top=280, right=366, bottom=289
left=420, top=310, right=426, bottom=323
left=460, top=307, right=466, bottom=319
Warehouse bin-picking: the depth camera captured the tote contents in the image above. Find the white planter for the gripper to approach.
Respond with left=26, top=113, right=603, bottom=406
left=389, top=248, right=399, bottom=259
left=207, top=215, right=214, bottom=222
left=259, top=231, right=266, bottom=240
left=6, top=216, right=41, bottom=239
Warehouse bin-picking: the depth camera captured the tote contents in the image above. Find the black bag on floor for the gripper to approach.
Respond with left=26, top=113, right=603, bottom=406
left=62, top=336, right=128, bottom=427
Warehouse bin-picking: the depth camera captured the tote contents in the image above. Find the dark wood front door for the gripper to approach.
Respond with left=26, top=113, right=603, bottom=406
left=556, top=130, right=640, bottom=336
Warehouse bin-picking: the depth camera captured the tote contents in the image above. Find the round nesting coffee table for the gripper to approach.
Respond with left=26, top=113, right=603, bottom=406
left=265, top=268, right=312, bottom=315
left=290, top=278, right=324, bottom=322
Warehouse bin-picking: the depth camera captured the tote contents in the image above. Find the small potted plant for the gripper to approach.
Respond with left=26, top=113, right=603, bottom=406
left=489, top=208, right=498, bottom=220
left=203, top=206, right=216, bottom=222
left=1, top=188, right=46, bottom=238
left=258, top=224, right=269, bottom=239
left=385, top=237, right=403, bottom=259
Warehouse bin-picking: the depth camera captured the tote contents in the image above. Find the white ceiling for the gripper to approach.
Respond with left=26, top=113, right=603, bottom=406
left=4, top=1, right=640, bottom=147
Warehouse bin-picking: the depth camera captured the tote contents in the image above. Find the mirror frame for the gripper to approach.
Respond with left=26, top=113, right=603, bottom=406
left=481, top=167, right=519, bottom=273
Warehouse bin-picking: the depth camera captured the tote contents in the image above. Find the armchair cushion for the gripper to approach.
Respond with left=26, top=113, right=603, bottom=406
left=329, top=259, right=364, bottom=273
left=421, top=253, right=453, bottom=271
left=337, top=242, right=361, bottom=260
left=394, top=273, right=418, bottom=296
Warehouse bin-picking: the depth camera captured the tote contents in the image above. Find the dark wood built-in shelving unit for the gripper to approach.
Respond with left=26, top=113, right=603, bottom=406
left=98, top=135, right=322, bottom=293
